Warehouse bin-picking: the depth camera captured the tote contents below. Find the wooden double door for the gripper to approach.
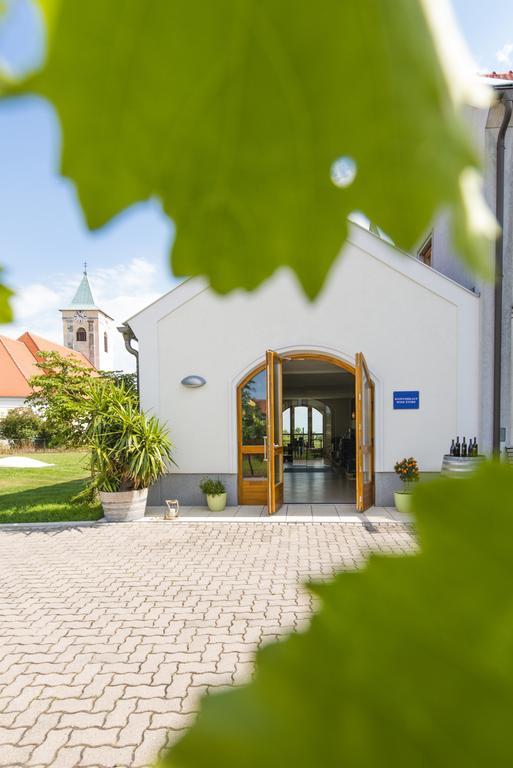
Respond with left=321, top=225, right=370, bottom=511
left=238, top=351, right=374, bottom=514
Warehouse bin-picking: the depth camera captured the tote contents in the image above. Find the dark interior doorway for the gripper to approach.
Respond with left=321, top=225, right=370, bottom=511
left=282, top=358, right=356, bottom=503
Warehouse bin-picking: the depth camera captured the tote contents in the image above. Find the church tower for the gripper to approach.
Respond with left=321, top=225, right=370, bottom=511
left=60, top=265, right=114, bottom=370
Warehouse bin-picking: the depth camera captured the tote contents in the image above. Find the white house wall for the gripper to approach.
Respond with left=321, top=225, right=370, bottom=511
left=0, top=397, right=27, bottom=418
left=129, top=224, right=480, bottom=505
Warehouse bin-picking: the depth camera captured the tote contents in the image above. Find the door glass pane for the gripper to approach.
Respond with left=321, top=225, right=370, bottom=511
left=282, top=407, right=291, bottom=445
left=241, top=370, right=267, bottom=445
left=274, top=454, right=282, bottom=484
left=242, top=453, right=267, bottom=478
left=273, top=360, right=281, bottom=440
left=362, top=376, right=372, bottom=483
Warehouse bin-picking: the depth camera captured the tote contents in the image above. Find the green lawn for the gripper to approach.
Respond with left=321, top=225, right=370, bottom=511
left=0, top=451, right=102, bottom=524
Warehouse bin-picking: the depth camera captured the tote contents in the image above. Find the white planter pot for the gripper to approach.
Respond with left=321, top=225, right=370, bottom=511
left=99, top=488, right=149, bottom=522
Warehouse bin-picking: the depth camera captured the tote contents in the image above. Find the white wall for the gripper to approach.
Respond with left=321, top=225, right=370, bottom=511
left=129, top=225, right=480, bottom=476
left=0, top=397, right=27, bottom=418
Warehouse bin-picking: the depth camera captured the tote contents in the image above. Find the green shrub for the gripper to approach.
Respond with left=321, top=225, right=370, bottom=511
left=199, top=477, right=226, bottom=496
left=0, top=407, right=43, bottom=445
left=83, top=381, right=174, bottom=494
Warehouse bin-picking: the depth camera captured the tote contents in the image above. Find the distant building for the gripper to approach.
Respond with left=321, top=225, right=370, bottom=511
left=60, top=266, right=114, bottom=370
left=0, top=332, right=91, bottom=417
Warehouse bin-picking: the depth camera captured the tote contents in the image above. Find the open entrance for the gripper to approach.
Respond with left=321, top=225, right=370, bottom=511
left=282, top=358, right=356, bottom=504
left=237, top=351, right=374, bottom=514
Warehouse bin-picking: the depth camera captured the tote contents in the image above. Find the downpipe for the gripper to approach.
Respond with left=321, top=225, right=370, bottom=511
left=117, top=323, right=140, bottom=400
left=493, top=92, right=513, bottom=455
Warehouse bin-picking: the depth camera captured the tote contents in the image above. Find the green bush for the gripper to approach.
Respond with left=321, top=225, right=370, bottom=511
left=199, top=477, right=226, bottom=496
left=0, top=407, right=43, bottom=445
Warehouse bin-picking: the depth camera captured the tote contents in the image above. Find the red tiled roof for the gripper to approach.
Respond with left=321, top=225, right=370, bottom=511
left=18, top=332, right=92, bottom=368
left=483, top=71, right=513, bottom=81
left=0, top=337, right=39, bottom=397
left=0, top=332, right=94, bottom=398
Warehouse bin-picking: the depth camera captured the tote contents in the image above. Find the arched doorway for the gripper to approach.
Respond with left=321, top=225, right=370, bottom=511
left=237, top=351, right=374, bottom=513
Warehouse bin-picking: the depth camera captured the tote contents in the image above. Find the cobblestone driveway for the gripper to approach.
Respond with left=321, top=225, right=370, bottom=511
left=0, top=521, right=415, bottom=768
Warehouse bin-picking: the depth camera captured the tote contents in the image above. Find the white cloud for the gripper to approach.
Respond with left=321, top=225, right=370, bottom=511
left=3, top=257, right=176, bottom=372
left=12, top=284, right=60, bottom=321
left=496, top=42, right=513, bottom=66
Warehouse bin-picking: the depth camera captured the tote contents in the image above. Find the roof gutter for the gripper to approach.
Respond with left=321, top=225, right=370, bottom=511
left=493, top=91, right=513, bottom=454
left=117, top=323, right=140, bottom=398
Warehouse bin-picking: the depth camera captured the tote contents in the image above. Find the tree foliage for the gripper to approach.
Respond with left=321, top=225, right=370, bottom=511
left=162, top=462, right=513, bottom=768
left=241, top=379, right=266, bottom=444
left=26, top=350, right=95, bottom=446
left=100, top=370, right=138, bottom=398
left=0, top=407, right=43, bottom=445
left=1, top=0, right=496, bottom=308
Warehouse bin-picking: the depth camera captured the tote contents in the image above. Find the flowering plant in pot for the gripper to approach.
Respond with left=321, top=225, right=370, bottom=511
left=393, top=457, right=419, bottom=514
left=81, top=381, right=173, bottom=522
left=199, top=477, right=227, bottom=512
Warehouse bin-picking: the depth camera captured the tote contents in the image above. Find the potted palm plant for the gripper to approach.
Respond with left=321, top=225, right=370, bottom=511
left=83, top=381, right=173, bottom=522
left=393, top=457, right=419, bottom=514
left=199, top=477, right=227, bottom=512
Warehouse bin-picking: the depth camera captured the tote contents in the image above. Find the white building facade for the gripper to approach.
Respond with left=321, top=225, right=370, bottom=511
left=126, top=224, right=480, bottom=509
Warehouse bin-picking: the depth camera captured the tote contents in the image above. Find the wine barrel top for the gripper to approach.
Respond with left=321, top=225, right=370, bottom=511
left=442, top=454, right=485, bottom=460
left=441, top=454, right=485, bottom=476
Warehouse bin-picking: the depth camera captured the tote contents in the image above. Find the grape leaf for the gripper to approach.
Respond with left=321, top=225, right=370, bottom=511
left=0, top=267, right=14, bottom=323
left=161, top=462, right=513, bottom=767
left=8, top=0, right=495, bottom=297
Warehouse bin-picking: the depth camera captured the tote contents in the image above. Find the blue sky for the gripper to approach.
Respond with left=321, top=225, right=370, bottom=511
left=0, top=0, right=512, bottom=369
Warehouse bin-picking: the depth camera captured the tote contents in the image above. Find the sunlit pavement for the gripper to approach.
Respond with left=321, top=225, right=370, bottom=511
left=0, top=519, right=415, bottom=768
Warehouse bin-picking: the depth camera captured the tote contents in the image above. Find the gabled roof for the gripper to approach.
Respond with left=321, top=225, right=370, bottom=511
left=126, top=222, right=478, bottom=337
left=18, top=332, right=93, bottom=368
left=0, top=333, right=93, bottom=398
left=0, top=337, right=40, bottom=397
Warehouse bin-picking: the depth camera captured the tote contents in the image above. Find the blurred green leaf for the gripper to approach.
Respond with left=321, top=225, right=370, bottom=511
left=9, top=0, right=495, bottom=297
left=161, top=462, right=513, bottom=767
left=0, top=267, right=14, bottom=323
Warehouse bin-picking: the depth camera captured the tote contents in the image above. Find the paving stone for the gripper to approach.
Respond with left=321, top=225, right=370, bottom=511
left=0, top=519, right=414, bottom=767
left=29, top=728, right=71, bottom=765
left=0, top=744, right=34, bottom=766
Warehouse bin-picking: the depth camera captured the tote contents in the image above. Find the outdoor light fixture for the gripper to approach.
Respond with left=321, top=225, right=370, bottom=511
left=181, top=375, right=206, bottom=388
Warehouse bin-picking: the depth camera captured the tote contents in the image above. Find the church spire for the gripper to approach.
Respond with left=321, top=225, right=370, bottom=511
left=70, top=268, right=97, bottom=309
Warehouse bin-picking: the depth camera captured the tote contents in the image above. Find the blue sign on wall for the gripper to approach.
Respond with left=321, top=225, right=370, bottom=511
left=393, top=391, right=420, bottom=410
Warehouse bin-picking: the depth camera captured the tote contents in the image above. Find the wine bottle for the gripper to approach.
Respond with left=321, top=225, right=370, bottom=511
left=455, top=436, right=460, bottom=457
left=473, top=437, right=478, bottom=457
left=462, top=437, right=467, bottom=457
left=450, top=439, right=455, bottom=456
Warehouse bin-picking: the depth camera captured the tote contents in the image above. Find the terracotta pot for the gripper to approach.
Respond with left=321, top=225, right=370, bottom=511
left=206, top=492, right=227, bottom=512
left=99, top=488, right=148, bottom=522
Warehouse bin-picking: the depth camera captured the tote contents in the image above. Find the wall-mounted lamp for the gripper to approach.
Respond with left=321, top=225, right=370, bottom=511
left=181, top=375, right=206, bottom=388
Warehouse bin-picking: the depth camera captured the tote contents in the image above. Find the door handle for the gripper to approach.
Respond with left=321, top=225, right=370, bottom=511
left=263, top=436, right=268, bottom=461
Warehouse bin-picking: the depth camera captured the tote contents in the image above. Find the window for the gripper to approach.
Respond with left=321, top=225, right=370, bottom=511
left=241, top=369, right=267, bottom=445
left=418, top=234, right=432, bottom=266
left=76, top=327, right=87, bottom=342
left=104, top=332, right=108, bottom=353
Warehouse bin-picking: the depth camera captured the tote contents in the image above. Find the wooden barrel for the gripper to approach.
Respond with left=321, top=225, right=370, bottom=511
left=441, top=454, right=485, bottom=478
